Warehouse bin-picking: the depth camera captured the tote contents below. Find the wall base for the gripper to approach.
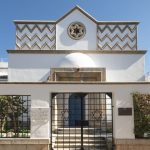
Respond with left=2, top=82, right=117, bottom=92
left=0, top=139, right=50, bottom=150
left=115, top=139, right=150, bottom=150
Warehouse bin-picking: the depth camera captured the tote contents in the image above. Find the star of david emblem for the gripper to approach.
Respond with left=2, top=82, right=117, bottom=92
left=61, top=109, right=69, bottom=121
left=68, top=22, right=86, bottom=40
left=91, top=110, right=102, bottom=121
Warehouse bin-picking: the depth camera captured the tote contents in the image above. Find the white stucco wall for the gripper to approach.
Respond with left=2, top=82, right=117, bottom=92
left=56, top=9, right=97, bottom=50
left=0, top=83, right=150, bottom=139
left=0, top=62, right=8, bottom=75
left=8, top=53, right=145, bottom=82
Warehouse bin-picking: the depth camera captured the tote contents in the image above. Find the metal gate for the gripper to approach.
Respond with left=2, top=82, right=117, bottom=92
left=51, top=93, right=113, bottom=150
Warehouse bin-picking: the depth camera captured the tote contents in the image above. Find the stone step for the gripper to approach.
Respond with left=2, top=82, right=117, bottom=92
left=54, top=128, right=104, bottom=134
left=56, top=128, right=101, bottom=130
left=55, top=139, right=106, bottom=144
left=53, top=148, right=107, bottom=150
left=52, top=128, right=108, bottom=150
left=53, top=134, right=106, bottom=139
left=54, top=143, right=107, bottom=148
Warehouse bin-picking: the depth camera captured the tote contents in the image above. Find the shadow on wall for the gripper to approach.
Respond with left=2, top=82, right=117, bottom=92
left=39, top=71, right=50, bottom=82
left=31, top=120, right=49, bottom=137
left=137, top=75, right=145, bottom=81
left=31, top=108, right=49, bottom=138
left=59, top=25, right=76, bottom=47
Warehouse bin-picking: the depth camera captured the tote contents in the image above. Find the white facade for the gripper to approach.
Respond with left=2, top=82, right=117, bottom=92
left=8, top=6, right=145, bottom=83
left=0, top=6, right=149, bottom=149
left=8, top=52, right=145, bottom=82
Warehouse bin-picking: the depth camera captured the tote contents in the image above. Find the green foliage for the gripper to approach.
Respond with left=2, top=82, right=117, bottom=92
left=0, top=96, right=27, bottom=134
left=133, top=92, right=150, bottom=138
left=19, top=128, right=29, bottom=133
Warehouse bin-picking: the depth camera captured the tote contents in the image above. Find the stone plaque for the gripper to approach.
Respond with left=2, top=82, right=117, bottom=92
left=31, top=108, right=49, bottom=122
left=118, top=108, right=132, bottom=116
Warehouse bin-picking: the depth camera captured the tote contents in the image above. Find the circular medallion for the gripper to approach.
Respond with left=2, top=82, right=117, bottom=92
left=68, top=22, right=86, bottom=40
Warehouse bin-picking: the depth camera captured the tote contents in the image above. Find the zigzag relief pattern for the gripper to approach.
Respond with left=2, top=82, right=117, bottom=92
left=97, top=24, right=137, bottom=50
left=16, top=24, right=56, bottom=50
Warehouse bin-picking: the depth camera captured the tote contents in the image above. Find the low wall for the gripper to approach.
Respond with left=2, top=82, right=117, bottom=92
left=0, top=138, right=150, bottom=150
left=0, top=82, right=150, bottom=139
left=0, top=139, right=50, bottom=150
left=115, top=139, right=150, bottom=150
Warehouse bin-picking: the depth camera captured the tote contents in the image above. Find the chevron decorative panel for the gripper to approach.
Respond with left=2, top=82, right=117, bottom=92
left=16, top=24, right=56, bottom=50
left=97, top=24, right=137, bottom=50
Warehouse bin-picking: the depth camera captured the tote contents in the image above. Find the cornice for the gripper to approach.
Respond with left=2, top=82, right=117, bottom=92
left=97, top=21, right=139, bottom=25
left=13, top=20, right=139, bottom=25
left=7, top=50, right=147, bottom=54
left=0, top=81, right=150, bottom=85
left=14, top=20, right=55, bottom=24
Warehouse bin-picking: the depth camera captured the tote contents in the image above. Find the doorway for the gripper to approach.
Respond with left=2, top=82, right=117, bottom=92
left=69, top=93, right=85, bottom=127
left=51, top=92, right=113, bottom=150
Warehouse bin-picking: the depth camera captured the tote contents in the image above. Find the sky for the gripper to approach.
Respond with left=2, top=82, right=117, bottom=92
left=0, top=0, right=150, bottom=73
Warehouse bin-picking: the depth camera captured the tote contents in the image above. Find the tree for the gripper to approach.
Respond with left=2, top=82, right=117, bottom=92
left=0, top=96, right=27, bottom=136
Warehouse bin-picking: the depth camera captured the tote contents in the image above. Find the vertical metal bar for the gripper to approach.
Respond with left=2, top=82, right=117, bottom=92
left=22, top=96, right=23, bottom=137
left=29, top=96, right=31, bottom=138
left=111, top=93, right=114, bottom=150
left=63, top=93, right=65, bottom=150
left=0, top=98, right=2, bottom=138
left=80, top=94, right=84, bottom=150
left=105, top=93, right=108, bottom=149
left=51, top=94, right=53, bottom=150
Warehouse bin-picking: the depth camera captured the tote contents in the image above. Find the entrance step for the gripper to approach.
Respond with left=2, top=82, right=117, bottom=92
left=54, top=143, right=107, bottom=148
left=53, top=148, right=107, bottom=150
left=55, top=139, right=106, bottom=144
left=52, top=128, right=108, bottom=150
left=54, top=128, right=104, bottom=134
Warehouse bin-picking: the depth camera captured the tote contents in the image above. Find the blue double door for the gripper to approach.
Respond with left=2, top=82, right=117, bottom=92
left=69, top=93, right=85, bottom=127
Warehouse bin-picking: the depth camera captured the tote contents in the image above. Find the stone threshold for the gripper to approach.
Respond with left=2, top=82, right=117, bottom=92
left=0, top=138, right=50, bottom=144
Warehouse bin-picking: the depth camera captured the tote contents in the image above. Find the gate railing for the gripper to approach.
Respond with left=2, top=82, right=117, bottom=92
left=51, top=92, right=113, bottom=150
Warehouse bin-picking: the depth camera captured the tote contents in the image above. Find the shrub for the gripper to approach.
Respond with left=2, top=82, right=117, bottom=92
left=133, top=92, right=150, bottom=138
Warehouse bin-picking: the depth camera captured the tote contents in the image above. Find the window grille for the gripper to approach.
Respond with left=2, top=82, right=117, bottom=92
left=0, top=95, right=31, bottom=138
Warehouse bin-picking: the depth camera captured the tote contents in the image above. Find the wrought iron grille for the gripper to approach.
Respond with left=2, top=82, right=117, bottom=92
left=0, top=95, right=31, bottom=138
left=51, top=93, right=113, bottom=150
